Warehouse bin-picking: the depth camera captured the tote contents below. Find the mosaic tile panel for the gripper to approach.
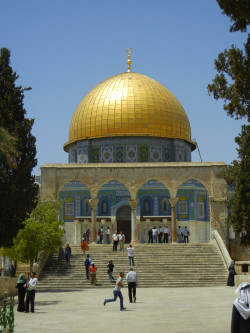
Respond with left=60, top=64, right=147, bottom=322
left=150, top=146, right=162, bottom=162
left=92, top=147, right=99, bottom=163
left=163, top=147, right=171, bottom=162
left=176, top=147, right=184, bottom=162
left=101, top=146, right=113, bottom=163
left=139, top=146, right=148, bottom=162
left=77, top=148, right=88, bottom=163
left=115, top=146, right=124, bottom=163
left=126, top=145, right=137, bottom=162
left=69, top=150, right=77, bottom=163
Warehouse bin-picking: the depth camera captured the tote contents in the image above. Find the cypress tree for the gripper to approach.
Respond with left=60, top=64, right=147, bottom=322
left=0, top=48, right=38, bottom=247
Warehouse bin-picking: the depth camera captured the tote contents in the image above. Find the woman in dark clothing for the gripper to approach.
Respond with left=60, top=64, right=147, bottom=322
left=231, top=282, right=250, bottom=333
left=227, top=261, right=236, bottom=286
left=16, top=273, right=26, bottom=312
left=65, top=244, right=71, bottom=263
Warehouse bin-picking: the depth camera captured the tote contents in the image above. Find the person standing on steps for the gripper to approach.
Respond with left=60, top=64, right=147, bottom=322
left=118, top=231, right=125, bottom=252
left=182, top=226, right=190, bottom=243
left=84, top=254, right=92, bottom=280
left=158, top=226, right=162, bottom=243
left=148, top=227, right=153, bottom=243
left=112, top=231, right=119, bottom=251
left=152, top=227, right=157, bottom=243
left=163, top=226, right=169, bottom=243
left=127, top=244, right=135, bottom=266
left=177, top=226, right=183, bottom=243
left=126, top=268, right=138, bottom=303
left=104, top=272, right=126, bottom=311
left=65, top=244, right=71, bottom=263
left=106, top=226, right=110, bottom=244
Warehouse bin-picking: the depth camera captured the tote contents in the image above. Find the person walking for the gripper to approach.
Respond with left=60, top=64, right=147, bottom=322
left=148, top=227, right=153, bottom=243
left=127, top=244, right=135, bottom=266
left=163, top=226, right=169, bottom=243
left=25, top=272, right=38, bottom=313
left=16, top=273, right=27, bottom=312
left=112, top=231, right=119, bottom=251
left=81, top=237, right=89, bottom=254
left=182, top=226, right=190, bottom=243
left=104, top=272, right=126, bottom=311
left=227, top=261, right=236, bottom=287
left=89, top=262, right=97, bottom=286
left=126, top=268, right=138, bottom=303
left=100, top=226, right=103, bottom=244
left=58, top=246, right=65, bottom=262
left=107, top=260, right=115, bottom=283
left=106, top=227, right=111, bottom=244
left=118, top=231, right=125, bottom=252
left=84, top=254, right=92, bottom=280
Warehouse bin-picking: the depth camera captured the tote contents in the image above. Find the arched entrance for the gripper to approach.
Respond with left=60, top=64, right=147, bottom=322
left=116, top=205, right=131, bottom=243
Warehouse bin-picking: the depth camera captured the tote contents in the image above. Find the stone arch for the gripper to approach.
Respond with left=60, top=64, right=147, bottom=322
left=137, top=179, right=171, bottom=217
left=58, top=179, right=91, bottom=221
left=97, top=179, right=131, bottom=217
left=176, top=178, right=210, bottom=243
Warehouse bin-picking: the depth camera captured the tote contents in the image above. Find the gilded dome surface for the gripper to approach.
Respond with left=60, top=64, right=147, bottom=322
left=64, top=72, right=195, bottom=151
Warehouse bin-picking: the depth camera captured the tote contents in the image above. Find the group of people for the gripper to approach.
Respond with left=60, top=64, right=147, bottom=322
left=112, top=231, right=125, bottom=251
left=148, top=226, right=171, bottom=243
left=16, top=272, right=38, bottom=313
left=148, top=226, right=190, bottom=243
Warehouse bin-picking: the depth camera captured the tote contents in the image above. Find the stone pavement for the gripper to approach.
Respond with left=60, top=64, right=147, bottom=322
left=14, top=286, right=237, bottom=333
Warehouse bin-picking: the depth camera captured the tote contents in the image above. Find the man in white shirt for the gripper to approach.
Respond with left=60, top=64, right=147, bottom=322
left=118, top=231, right=125, bottom=252
left=106, top=227, right=110, bottom=244
left=177, top=226, right=183, bottom=243
left=127, top=244, right=135, bottom=266
left=112, top=231, right=119, bottom=251
left=126, top=268, right=138, bottom=303
left=152, top=227, right=157, bottom=243
left=25, top=271, right=38, bottom=313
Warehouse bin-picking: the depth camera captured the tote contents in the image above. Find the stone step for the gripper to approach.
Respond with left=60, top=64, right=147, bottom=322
left=38, top=243, right=228, bottom=288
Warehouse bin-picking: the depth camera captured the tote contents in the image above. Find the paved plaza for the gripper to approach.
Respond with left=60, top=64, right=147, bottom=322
left=14, top=286, right=236, bottom=333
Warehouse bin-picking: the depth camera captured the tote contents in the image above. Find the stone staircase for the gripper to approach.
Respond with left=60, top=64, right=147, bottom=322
left=37, top=243, right=228, bottom=289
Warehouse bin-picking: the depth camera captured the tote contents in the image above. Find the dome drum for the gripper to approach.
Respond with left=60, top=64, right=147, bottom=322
left=67, top=137, right=192, bottom=163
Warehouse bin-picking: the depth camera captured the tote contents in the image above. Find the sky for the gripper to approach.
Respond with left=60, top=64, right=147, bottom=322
left=0, top=0, right=248, bottom=175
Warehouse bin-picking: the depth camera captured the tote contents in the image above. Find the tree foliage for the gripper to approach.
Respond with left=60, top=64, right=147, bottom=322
left=3, top=201, right=64, bottom=264
left=208, top=1, right=250, bottom=245
left=0, top=48, right=38, bottom=247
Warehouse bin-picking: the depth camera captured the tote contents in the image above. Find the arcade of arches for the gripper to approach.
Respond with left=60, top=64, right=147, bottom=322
left=40, top=162, right=229, bottom=246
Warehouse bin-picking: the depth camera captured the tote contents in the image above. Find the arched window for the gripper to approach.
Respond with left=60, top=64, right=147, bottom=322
left=178, top=195, right=188, bottom=219
left=64, top=197, right=74, bottom=216
left=198, top=196, right=205, bottom=219
left=141, top=197, right=153, bottom=216
left=82, top=198, right=90, bottom=216
left=99, top=198, right=110, bottom=216
left=160, top=197, right=169, bottom=215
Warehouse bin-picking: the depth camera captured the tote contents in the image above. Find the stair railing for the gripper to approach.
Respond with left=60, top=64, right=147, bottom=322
left=211, top=230, right=232, bottom=269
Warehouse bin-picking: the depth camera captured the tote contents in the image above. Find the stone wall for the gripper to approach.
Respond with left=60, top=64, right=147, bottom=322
left=0, top=277, right=17, bottom=298
left=229, top=239, right=250, bottom=261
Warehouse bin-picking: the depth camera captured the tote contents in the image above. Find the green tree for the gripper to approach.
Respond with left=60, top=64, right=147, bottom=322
left=4, top=201, right=64, bottom=269
left=0, top=48, right=38, bottom=247
left=208, top=0, right=250, bottom=245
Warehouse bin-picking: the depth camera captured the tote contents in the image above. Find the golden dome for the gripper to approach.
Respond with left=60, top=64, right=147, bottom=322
left=64, top=72, right=195, bottom=151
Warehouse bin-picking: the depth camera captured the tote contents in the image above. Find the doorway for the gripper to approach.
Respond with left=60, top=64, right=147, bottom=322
left=116, top=205, right=131, bottom=243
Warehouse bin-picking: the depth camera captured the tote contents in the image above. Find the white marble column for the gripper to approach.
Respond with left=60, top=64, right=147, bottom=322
left=74, top=218, right=81, bottom=245
left=169, top=198, right=178, bottom=243
left=89, top=198, right=98, bottom=243
left=129, top=199, right=139, bottom=243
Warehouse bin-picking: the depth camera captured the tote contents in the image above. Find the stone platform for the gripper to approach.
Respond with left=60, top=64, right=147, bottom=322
left=14, top=286, right=237, bottom=333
